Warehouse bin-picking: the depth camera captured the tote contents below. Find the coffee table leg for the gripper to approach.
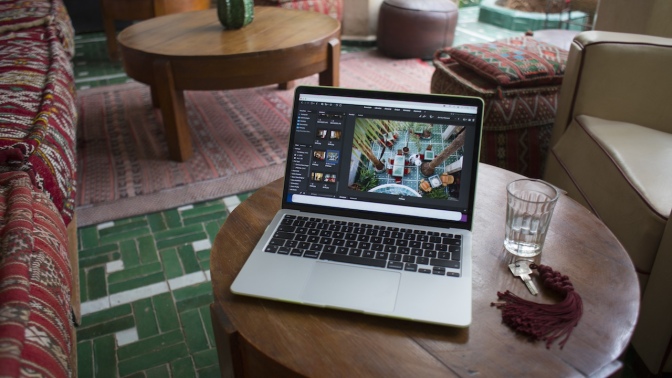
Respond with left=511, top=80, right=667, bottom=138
left=278, top=81, right=295, bottom=90
left=210, top=303, right=244, bottom=378
left=150, top=86, right=160, bottom=109
left=153, top=59, right=193, bottom=161
left=101, top=0, right=119, bottom=60
left=319, top=38, right=341, bottom=87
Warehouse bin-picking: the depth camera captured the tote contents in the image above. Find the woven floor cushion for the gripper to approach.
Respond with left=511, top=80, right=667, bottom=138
left=0, top=0, right=77, bottom=224
left=431, top=53, right=561, bottom=178
left=0, top=171, right=73, bottom=378
left=446, top=36, right=568, bottom=88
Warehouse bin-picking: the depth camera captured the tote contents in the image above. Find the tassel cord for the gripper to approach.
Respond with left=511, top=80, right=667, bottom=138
left=492, top=264, right=583, bottom=349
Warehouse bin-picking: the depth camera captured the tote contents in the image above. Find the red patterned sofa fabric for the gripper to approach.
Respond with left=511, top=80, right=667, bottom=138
left=0, top=0, right=75, bottom=56
left=254, top=0, right=343, bottom=21
left=0, top=171, right=73, bottom=378
left=0, top=0, right=77, bottom=225
left=431, top=60, right=560, bottom=178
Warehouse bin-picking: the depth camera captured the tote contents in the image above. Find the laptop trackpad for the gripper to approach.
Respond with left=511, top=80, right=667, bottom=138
left=301, top=262, right=400, bottom=313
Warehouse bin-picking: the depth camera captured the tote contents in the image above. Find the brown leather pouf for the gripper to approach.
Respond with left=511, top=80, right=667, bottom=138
left=377, top=0, right=458, bottom=59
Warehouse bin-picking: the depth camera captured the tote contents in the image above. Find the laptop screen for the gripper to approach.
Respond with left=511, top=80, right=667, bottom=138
left=283, top=86, right=484, bottom=230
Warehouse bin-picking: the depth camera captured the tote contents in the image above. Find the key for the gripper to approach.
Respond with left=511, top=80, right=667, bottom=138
left=508, top=262, right=538, bottom=296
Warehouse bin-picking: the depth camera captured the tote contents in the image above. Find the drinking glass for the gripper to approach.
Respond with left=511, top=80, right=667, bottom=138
left=504, top=179, right=559, bottom=257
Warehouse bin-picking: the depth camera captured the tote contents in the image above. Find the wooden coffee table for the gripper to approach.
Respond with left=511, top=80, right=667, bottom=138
left=209, top=164, right=640, bottom=377
left=100, top=0, right=211, bottom=60
left=117, top=7, right=341, bottom=161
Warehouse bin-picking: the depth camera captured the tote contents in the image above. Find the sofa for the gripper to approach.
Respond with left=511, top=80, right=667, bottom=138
left=0, top=0, right=78, bottom=376
left=543, top=31, right=672, bottom=375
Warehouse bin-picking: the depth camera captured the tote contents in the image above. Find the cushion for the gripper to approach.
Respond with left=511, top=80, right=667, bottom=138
left=0, top=0, right=53, bottom=32
left=0, top=0, right=74, bottom=56
left=0, top=171, right=73, bottom=378
left=431, top=60, right=561, bottom=128
left=0, top=11, right=77, bottom=225
left=446, top=36, right=568, bottom=88
left=431, top=60, right=561, bottom=178
left=550, top=115, right=671, bottom=278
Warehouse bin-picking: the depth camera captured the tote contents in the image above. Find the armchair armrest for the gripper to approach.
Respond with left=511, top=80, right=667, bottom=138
left=550, top=31, right=672, bottom=147
left=631, top=213, right=672, bottom=373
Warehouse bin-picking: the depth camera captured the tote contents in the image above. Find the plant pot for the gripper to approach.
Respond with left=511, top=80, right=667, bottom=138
left=217, top=0, right=254, bottom=29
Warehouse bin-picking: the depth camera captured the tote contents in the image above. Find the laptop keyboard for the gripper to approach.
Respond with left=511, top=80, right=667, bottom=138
left=264, top=215, right=462, bottom=277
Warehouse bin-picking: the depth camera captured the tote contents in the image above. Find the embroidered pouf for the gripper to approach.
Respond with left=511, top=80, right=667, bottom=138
left=431, top=36, right=569, bottom=178
left=377, top=0, right=458, bottom=59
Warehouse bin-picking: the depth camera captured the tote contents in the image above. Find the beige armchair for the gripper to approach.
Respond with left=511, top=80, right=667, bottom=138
left=543, top=31, right=672, bottom=374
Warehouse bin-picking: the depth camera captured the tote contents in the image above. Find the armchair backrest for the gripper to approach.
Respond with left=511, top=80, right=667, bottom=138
left=550, top=31, right=672, bottom=147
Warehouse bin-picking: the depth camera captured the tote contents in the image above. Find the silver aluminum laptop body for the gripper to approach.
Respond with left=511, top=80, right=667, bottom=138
left=231, top=86, right=484, bottom=327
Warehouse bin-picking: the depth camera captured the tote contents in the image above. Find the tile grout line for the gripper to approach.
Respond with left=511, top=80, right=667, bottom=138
left=81, top=238, right=213, bottom=315
left=81, top=270, right=212, bottom=316
left=80, top=196, right=239, bottom=317
left=75, top=73, right=130, bottom=83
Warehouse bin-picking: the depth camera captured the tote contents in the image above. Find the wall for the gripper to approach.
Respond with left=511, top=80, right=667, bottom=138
left=594, top=0, right=672, bottom=38
left=342, top=0, right=384, bottom=40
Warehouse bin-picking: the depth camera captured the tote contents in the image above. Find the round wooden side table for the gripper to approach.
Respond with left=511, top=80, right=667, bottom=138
left=209, top=164, right=640, bottom=377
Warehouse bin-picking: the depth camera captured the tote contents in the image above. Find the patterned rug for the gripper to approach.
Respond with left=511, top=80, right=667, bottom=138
left=75, top=50, right=435, bottom=226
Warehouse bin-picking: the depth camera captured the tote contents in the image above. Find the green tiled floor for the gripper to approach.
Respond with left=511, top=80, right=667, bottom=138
left=76, top=196, right=253, bottom=377
left=73, top=8, right=523, bottom=377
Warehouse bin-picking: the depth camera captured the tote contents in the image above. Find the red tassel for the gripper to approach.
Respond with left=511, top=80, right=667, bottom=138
left=491, top=264, right=583, bottom=349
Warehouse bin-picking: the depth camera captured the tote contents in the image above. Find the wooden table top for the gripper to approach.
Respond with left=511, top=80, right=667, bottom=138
left=210, top=164, right=640, bottom=377
left=117, top=7, right=340, bottom=58
left=117, top=6, right=340, bottom=91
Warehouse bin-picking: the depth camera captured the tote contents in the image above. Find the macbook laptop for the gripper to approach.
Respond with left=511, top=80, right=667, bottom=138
left=231, top=86, right=484, bottom=327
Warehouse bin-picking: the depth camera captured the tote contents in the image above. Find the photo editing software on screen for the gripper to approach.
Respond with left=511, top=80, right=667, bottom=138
left=285, top=93, right=480, bottom=225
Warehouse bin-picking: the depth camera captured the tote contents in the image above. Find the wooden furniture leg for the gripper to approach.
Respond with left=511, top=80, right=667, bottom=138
left=153, top=59, right=193, bottom=161
left=319, top=38, right=341, bottom=87
left=209, top=302, right=301, bottom=377
left=100, top=0, right=120, bottom=60
left=279, top=38, right=340, bottom=90
left=154, top=0, right=211, bottom=14
left=150, top=86, right=160, bottom=109
left=278, top=81, right=295, bottom=90
left=210, top=304, right=244, bottom=378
